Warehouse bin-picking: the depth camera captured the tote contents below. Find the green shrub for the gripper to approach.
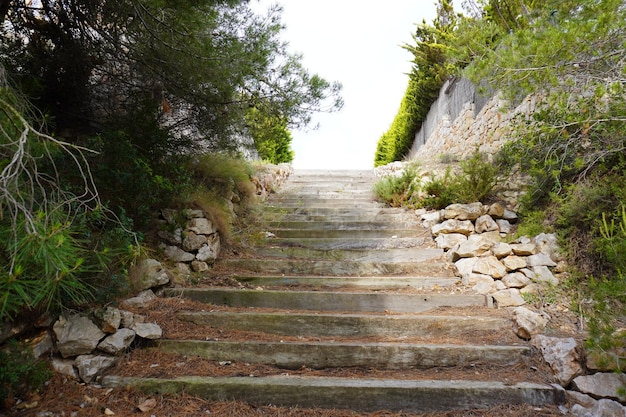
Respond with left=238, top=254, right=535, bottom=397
left=0, top=340, right=52, bottom=407
left=373, top=165, right=421, bottom=208
left=420, top=168, right=458, bottom=209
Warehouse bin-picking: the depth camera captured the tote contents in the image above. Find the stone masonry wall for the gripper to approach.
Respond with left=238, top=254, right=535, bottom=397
left=408, top=77, right=540, bottom=161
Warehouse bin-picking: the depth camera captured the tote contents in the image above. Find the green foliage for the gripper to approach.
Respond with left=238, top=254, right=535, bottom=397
left=375, top=152, right=499, bottom=210
left=245, top=108, right=294, bottom=164
left=373, top=165, right=421, bottom=207
left=579, top=206, right=626, bottom=370
left=0, top=340, right=52, bottom=407
left=374, top=0, right=457, bottom=166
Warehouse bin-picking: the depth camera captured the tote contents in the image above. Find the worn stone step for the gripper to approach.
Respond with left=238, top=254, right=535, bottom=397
left=268, top=228, right=422, bottom=239
left=154, top=340, right=531, bottom=369
left=265, top=198, right=383, bottom=208
left=230, top=275, right=457, bottom=289
left=217, top=257, right=448, bottom=276
left=266, top=220, right=421, bottom=231
left=261, top=206, right=409, bottom=216
left=250, top=247, right=442, bottom=263
left=176, top=311, right=507, bottom=338
left=101, top=375, right=562, bottom=413
left=262, top=237, right=430, bottom=250
left=162, top=288, right=490, bottom=313
left=263, top=214, right=419, bottom=224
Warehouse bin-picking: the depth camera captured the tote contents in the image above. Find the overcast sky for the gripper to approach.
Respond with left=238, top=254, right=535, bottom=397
left=252, top=1, right=438, bottom=170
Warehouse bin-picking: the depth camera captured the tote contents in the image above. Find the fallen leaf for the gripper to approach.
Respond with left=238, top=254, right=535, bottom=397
left=104, top=408, right=115, bottom=415
left=137, top=398, right=157, bottom=413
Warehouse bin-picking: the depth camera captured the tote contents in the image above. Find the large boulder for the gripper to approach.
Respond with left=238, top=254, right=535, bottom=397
left=572, top=373, right=626, bottom=402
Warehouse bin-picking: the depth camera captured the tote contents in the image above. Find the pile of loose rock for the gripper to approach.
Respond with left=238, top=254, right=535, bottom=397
left=31, top=258, right=170, bottom=384
left=419, top=201, right=626, bottom=416
left=419, top=201, right=564, bottom=309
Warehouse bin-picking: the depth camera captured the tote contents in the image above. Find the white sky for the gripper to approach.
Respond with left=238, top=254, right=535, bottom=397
left=252, top=1, right=438, bottom=170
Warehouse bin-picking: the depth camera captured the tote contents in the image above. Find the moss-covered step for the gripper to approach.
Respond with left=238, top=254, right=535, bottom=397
left=162, top=288, right=491, bottom=313
left=101, top=375, right=563, bottom=413
left=229, top=274, right=458, bottom=289
left=176, top=310, right=507, bottom=338
left=154, top=340, right=531, bottom=369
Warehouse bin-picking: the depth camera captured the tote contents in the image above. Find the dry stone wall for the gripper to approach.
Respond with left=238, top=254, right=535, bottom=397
left=408, top=77, right=539, bottom=161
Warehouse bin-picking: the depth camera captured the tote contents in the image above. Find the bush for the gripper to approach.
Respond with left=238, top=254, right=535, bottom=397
left=373, top=165, right=421, bottom=207
left=0, top=340, right=52, bottom=408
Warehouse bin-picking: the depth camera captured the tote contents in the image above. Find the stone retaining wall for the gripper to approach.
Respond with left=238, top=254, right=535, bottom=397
left=408, top=78, right=540, bottom=161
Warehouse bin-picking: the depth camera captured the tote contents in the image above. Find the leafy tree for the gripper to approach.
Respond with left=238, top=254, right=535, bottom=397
left=246, top=107, right=294, bottom=164
left=0, top=0, right=341, bottom=218
left=374, top=0, right=457, bottom=166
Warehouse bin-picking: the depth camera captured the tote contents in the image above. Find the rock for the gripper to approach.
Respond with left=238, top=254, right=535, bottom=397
left=191, top=260, right=209, bottom=272
left=74, top=354, right=118, bottom=383
left=501, top=255, right=527, bottom=271
left=431, top=219, right=475, bottom=236
left=454, top=258, right=478, bottom=276
left=533, top=233, right=560, bottom=259
left=97, top=307, right=122, bottom=333
left=494, top=280, right=507, bottom=290
left=51, top=357, right=78, bottom=379
left=570, top=399, right=626, bottom=417
left=98, top=328, right=136, bottom=355
left=135, top=259, right=171, bottom=291
left=572, top=373, right=626, bottom=402
left=159, top=209, right=177, bottom=224
left=29, top=331, right=54, bottom=358
left=487, top=203, right=505, bottom=218
left=196, top=235, right=220, bottom=263
left=121, top=289, right=156, bottom=309
left=120, top=310, right=140, bottom=328
left=456, top=235, right=494, bottom=258
left=182, top=231, right=208, bottom=252
left=435, top=233, right=467, bottom=250
left=520, top=283, right=542, bottom=295
left=420, top=210, right=443, bottom=228
left=472, top=256, right=507, bottom=278
left=131, top=322, right=163, bottom=339
left=510, top=243, right=537, bottom=256
left=157, top=228, right=183, bottom=246
left=502, top=209, right=518, bottom=222
left=171, top=263, right=192, bottom=285
left=512, top=307, right=548, bottom=339
left=567, top=390, right=597, bottom=408
left=496, top=219, right=512, bottom=234
left=54, top=315, right=105, bottom=358
left=183, top=209, right=205, bottom=219
left=475, top=214, right=499, bottom=233
left=526, top=253, right=557, bottom=268
left=532, top=335, right=583, bottom=386
left=532, top=266, right=559, bottom=285
left=443, top=202, right=485, bottom=221
left=461, top=273, right=494, bottom=286
left=492, top=289, right=526, bottom=307
left=492, top=242, right=513, bottom=258
left=519, top=268, right=537, bottom=280
left=187, top=217, right=217, bottom=235
left=502, top=272, right=531, bottom=288
left=473, top=281, right=495, bottom=294
left=163, top=246, right=195, bottom=263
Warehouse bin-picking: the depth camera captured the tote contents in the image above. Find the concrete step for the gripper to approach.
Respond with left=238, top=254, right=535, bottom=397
left=262, top=213, right=419, bottom=224
left=154, top=340, right=531, bottom=369
left=251, top=247, right=441, bottom=263
left=176, top=310, right=508, bottom=338
left=262, top=237, right=429, bottom=250
left=161, top=288, right=491, bottom=313
left=217, top=257, right=448, bottom=276
left=265, top=220, right=422, bottom=230
left=262, top=206, right=409, bottom=215
left=265, top=198, right=383, bottom=208
left=101, top=375, right=562, bottom=413
left=230, top=275, right=457, bottom=289
left=267, top=228, right=422, bottom=239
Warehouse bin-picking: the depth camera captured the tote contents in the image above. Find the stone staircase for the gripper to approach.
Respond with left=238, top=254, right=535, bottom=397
left=102, top=170, right=562, bottom=413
